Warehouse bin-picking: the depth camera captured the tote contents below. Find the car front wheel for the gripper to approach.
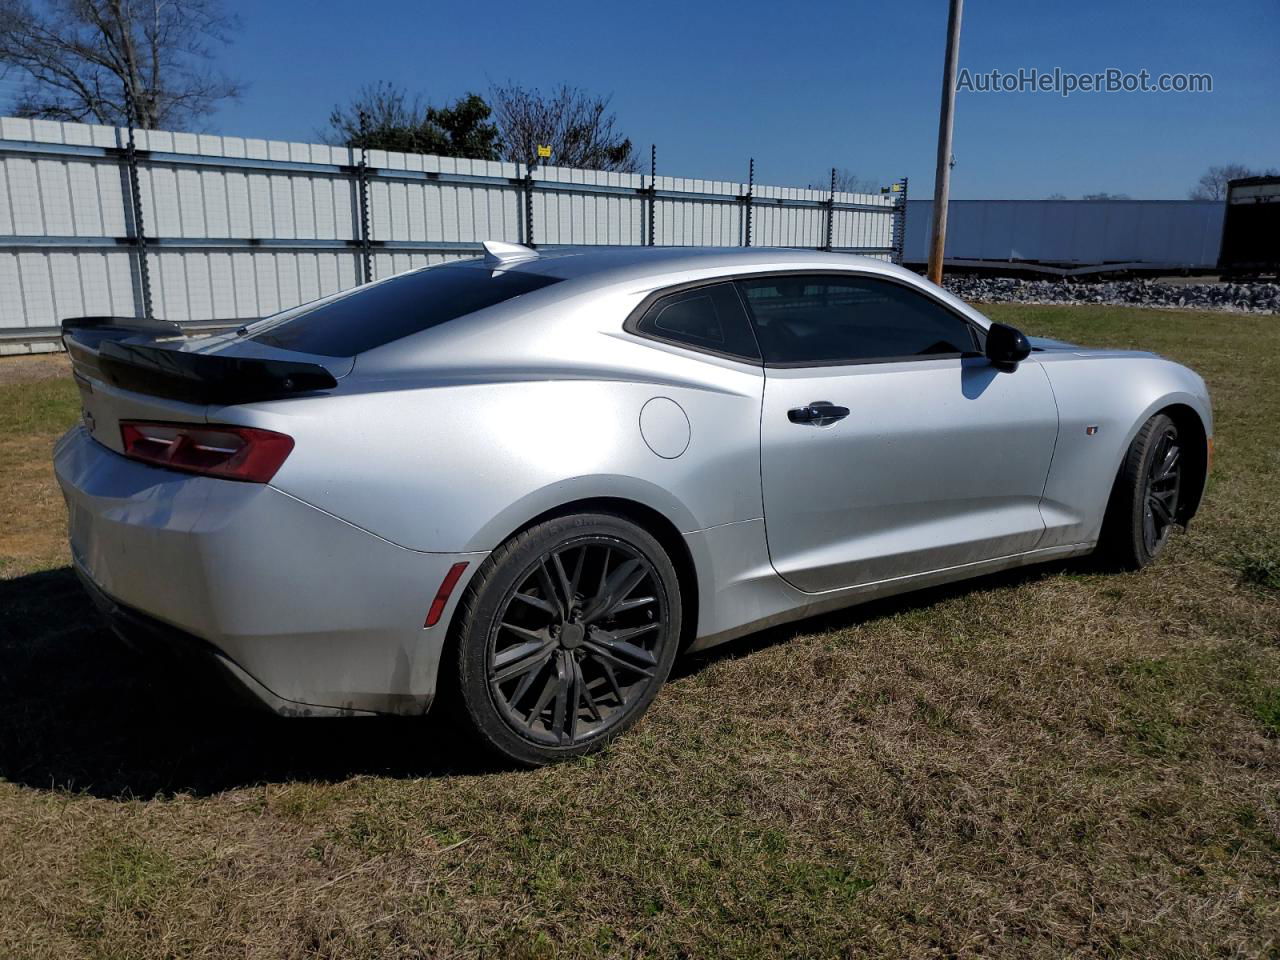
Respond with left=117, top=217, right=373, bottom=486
left=1098, top=412, right=1185, bottom=570
left=448, top=512, right=682, bottom=766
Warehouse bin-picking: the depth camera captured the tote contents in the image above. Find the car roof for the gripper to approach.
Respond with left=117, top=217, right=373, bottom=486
left=445, top=245, right=915, bottom=293
left=342, top=244, right=994, bottom=372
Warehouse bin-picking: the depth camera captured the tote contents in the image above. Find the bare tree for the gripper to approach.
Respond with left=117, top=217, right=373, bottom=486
left=324, top=82, right=499, bottom=160
left=1081, top=192, right=1132, bottom=201
left=1189, top=163, right=1276, bottom=201
left=808, top=168, right=876, bottom=195
left=324, top=81, right=426, bottom=147
left=0, top=0, right=240, bottom=128
left=489, top=82, right=637, bottom=172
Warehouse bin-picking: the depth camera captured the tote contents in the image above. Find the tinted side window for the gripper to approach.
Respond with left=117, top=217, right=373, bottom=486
left=634, top=282, right=760, bottom=361
left=250, top=265, right=563, bottom=357
left=737, top=275, right=978, bottom=365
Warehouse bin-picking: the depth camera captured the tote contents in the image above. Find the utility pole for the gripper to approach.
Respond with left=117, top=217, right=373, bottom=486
left=927, top=0, right=963, bottom=286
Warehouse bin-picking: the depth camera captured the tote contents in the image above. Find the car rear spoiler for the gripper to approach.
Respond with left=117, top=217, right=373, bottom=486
left=61, top=316, right=338, bottom=405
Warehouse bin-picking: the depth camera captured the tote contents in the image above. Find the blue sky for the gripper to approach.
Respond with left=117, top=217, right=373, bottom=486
left=13, top=0, right=1280, bottom=198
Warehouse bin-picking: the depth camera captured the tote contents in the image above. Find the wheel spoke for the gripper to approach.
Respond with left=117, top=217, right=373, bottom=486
left=1149, top=494, right=1173, bottom=525
left=499, top=621, right=547, bottom=644
left=550, top=651, right=569, bottom=740
left=562, top=654, right=580, bottom=743
left=583, top=637, right=656, bottom=677
left=526, top=667, right=560, bottom=726
left=577, top=659, right=603, bottom=721
left=1149, top=433, right=1169, bottom=473
left=610, top=561, right=650, bottom=607
left=1155, top=445, right=1181, bottom=481
left=536, top=562, right=566, bottom=619
left=569, top=547, right=586, bottom=598
left=597, top=656, right=626, bottom=705
left=582, top=558, right=648, bottom=623
left=508, top=653, right=549, bottom=707
left=611, top=595, right=657, bottom=616
left=551, top=553, right=574, bottom=613
left=596, top=547, right=611, bottom=599
left=492, top=639, right=555, bottom=682
left=511, top=591, right=558, bottom=617
left=593, top=622, right=660, bottom=649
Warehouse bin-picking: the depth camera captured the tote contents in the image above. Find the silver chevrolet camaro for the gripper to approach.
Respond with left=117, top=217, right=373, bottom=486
left=55, top=243, right=1212, bottom=764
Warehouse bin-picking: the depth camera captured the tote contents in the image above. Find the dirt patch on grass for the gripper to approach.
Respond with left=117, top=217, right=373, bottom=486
left=0, top=353, right=70, bottom=386
left=0, top=306, right=1277, bottom=958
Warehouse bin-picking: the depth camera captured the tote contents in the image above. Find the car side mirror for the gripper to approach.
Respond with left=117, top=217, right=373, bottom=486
left=985, top=322, right=1031, bottom=369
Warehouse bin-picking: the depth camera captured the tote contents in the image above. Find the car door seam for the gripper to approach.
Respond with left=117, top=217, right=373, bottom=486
left=1035, top=361, right=1065, bottom=503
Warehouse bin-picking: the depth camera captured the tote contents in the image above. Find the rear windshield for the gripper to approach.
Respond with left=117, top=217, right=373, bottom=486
left=250, top=264, right=562, bottom=357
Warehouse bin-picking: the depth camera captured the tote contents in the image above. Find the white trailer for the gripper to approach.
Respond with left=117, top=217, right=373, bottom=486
left=904, top=199, right=1224, bottom=275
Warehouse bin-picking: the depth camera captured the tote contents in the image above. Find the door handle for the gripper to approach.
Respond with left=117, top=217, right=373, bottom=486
left=787, top=401, right=850, bottom=425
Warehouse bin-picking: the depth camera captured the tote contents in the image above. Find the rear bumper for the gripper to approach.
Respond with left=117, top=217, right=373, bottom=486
left=55, top=426, right=485, bottom=716
left=75, top=566, right=367, bottom=716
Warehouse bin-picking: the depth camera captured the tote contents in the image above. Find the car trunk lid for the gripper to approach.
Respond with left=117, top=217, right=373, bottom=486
left=63, top=318, right=351, bottom=455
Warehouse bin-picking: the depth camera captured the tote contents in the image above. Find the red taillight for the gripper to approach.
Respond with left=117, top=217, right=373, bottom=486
left=119, top=421, right=294, bottom=483
left=425, top=562, right=469, bottom=627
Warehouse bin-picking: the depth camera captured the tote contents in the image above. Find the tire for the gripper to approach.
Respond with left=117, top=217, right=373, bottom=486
left=447, top=512, right=682, bottom=766
left=1097, top=413, right=1185, bottom=570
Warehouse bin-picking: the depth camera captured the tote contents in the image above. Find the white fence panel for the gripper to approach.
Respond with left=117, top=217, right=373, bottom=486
left=1, top=117, right=900, bottom=352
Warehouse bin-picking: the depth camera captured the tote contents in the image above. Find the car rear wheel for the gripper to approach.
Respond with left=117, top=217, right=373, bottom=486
left=448, top=513, right=681, bottom=766
left=1098, top=412, right=1184, bottom=570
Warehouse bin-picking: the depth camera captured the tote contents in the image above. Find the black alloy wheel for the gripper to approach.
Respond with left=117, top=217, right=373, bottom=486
left=488, top=537, right=669, bottom=745
left=1141, top=421, right=1182, bottom=556
left=449, top=513, right=681, bottom=765
left=1099, top=412, right=1189, bottom=570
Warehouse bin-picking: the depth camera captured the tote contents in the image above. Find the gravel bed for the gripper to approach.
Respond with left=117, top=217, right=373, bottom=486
left=941, top=277, right=1280, bottom=314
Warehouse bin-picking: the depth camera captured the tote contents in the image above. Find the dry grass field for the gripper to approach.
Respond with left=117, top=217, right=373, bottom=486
left=0, top=304, right=1276, bottom=959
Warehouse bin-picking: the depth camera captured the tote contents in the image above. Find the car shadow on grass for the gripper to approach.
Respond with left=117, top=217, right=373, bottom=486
left=0, top=560, right=1085, bottom=800
left=672, top=557, right=1086, bottom=681
left=0, top=567, right=492, bottom=799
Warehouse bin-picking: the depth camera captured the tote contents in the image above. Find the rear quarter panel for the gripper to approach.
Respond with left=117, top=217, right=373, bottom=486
left=215, top=344, right=766, bottom=553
